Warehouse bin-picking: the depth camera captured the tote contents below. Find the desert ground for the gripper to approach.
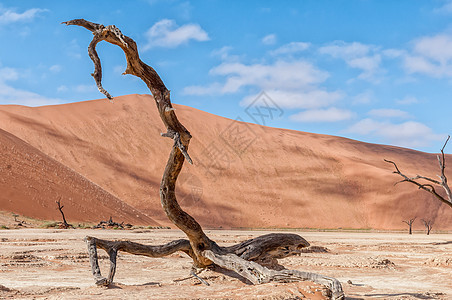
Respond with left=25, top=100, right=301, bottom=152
left=0, top=228, right=451, bottom=300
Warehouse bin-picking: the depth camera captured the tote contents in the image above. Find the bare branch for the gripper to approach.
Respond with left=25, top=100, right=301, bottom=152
left=438, top=135, right=451, bottom=201
left=411, top=175, right=441, bottom=185
left=441, top=135, right=450, bottom=155
left=384, top=143, right=452, bottom=208
left=85, top=236, right=195, bottom=286
left=88, top=33, right=113, bottom=100
left=161, top=128, right=193, bottom=164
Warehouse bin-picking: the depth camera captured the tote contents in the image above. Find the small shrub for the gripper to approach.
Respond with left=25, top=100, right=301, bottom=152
left=41, top=222, right=59, bottom=228
left=76, top=223, right=92, bottom=229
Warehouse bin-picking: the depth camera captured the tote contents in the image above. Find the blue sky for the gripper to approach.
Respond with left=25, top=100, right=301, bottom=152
left=1, top=0, right=452, bottom=153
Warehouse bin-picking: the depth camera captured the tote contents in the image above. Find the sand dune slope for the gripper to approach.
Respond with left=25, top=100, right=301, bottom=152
left=0, top=128, right=157, bottom=225
left=0, top=94, right=451, bottom=229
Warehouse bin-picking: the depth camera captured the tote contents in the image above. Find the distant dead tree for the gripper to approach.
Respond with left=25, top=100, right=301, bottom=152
left=56, top=197, right=71, bottom=229
left=385, top=135, right=451, bottom=209
left=421, top=219, right=434, bottom=235
left=63, top=19, right=344, bottom=299
left=402, top=217, right=416, bottom=235
left=422, top=219, right=433, bottom=235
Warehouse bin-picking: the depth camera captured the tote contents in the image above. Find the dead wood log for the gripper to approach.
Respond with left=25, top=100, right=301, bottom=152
left=385, top=135, right=451, bottom=209
left=63, top=19, right=344, bottom=299
left=85, top=236, right=195, bottom=286
left=94, top=216, right=129, bottom=229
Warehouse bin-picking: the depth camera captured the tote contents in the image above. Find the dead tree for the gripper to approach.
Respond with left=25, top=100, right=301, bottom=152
left=421, top=219, right=433, bottom=235
left=385, top=135, right=451, bottom=209
left=56, top=198, right=72, bottom=229
left=402, top=217, right=416, bottom=235
left=63, top=19, right=344, bottom=299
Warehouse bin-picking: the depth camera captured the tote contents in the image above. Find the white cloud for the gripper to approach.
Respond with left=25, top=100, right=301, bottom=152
left=404, top=34, right=452, bottom=77
left=319, top=41, right=372, bottom=58
left=57, top=83, right=100, bottom=95
left=346, top=118, right=442, bottom=148
left=49, top=65, right=62, bottom=73
left=0, top=82, right=62, bottom=106
left=0, top=67, right=61, bottom=106
left=382, top=48, right=406, bottom=58
left=290, top=107, right=353, bottom=122
left=368, top=108, right=411, bottom=119
left=75, top=84, right=97, bottom=93
left=242, top=89, right=343, bottom=110
left=182, top=82, right=223, bottom=95
left=396, top=96, right=419, bottom=105
left=262, top=34, right=277, bottom=45
left=348, top=55, right=381, bottom=79
left=404, top=55, right=440, bottom=76
left=183, top=58, right=343, bottom=113
left=0, top=7, right=47, bottom=24
left=65, top=39, right=82, bottom=59
left=270, top=42, right=310, bottom=56
left=211, top=46, right=241, bottom=62
left=57, top=85, right=68, bottom=93
left=0, top=66, right=63, bottom=106
left=352, top=90, right=373, bottom=105
left=143, top=19, right=209, bottom=49
left=0, top=67, right=19, bottom=81
left=319, top=41, right=382, bottom=81
left=433, top=1, right=452, bottom=14
left=209, top=60, right=329, bottom=93
left=414, top=34, right=452, bottom=63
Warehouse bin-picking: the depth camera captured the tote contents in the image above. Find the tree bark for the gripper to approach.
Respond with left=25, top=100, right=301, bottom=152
left=63, top=19, right=344, bottom=299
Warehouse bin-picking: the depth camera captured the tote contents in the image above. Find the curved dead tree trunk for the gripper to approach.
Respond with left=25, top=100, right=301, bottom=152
left=63, top=19, right=344, bottom=299
left=56, top=198, right=72, bottom=229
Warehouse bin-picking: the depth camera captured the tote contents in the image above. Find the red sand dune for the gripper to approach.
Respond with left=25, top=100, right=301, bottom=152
left=0, top=127, right=158, bottom=225
left=0, top=94, right=451, bottom=229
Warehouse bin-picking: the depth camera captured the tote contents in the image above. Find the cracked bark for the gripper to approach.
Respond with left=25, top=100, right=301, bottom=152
left=64, top=19, right=344, bottom=299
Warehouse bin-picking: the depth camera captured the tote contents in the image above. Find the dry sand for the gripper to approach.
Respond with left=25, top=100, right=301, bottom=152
left=0, top=228, right=451, bottom=299
left=0, top=94, right=451, bottom=230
